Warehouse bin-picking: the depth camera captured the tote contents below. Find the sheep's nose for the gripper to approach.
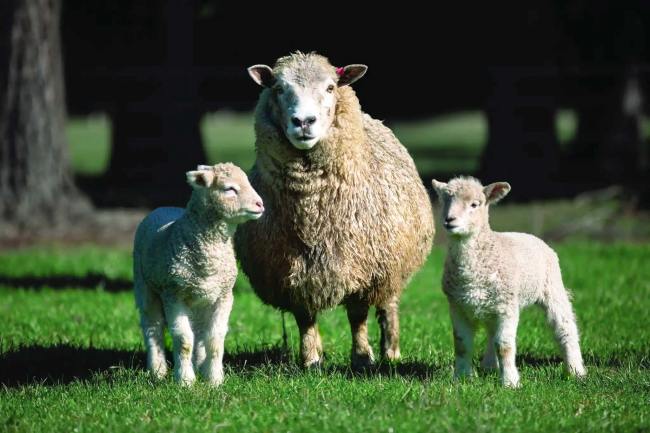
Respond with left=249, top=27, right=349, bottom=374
left=255, top=200, right=264, bottom=212
left=445, top=216, right=456, bottom=224
left=291, top=116, right=317, bottom=128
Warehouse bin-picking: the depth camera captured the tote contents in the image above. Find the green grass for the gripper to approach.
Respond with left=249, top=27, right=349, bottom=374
left=1, top=242, right=649, bottom=432
left=66, top=114, right=111, bottom=176
left=66, top=110, right=585, bottom=176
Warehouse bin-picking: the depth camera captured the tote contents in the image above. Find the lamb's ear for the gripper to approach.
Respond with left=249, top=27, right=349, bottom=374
left=337, top=64, right=368, bottom=87
left=483, top=182, right=511, bottom=204
left=248, top=65, right=275, bottom=87
left=431, top=179, right=447, bottom=197
left=186, top=170, right=215, bottom=189
left=196, top=164, right=213, bottom=171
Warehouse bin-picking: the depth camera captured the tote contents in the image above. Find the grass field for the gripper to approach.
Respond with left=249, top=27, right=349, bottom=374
left=1, top=242, right=649, bottom=432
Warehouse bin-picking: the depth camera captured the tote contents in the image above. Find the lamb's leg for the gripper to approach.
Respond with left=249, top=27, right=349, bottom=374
left=494, top=312, right=520, bottom=388
left=449, top=303, right=476, bottom=379
left=200, top=291, right=234, bottom=386
left=163, top=296, right=196, bottom=386
left=541, top=289, right=586, bottom=378
left=346, top=299, right=375, bottom=369
left=193, top=339, right=206, bottom=372
left=193, top=308, right=207, bottom=371
left=294, top=311, right=322, bottom=368
left=481, top=328, right=499, bottom=371
left=376, top=295, right=401, bottom=361
left=136, top=283, right=168, bottom=379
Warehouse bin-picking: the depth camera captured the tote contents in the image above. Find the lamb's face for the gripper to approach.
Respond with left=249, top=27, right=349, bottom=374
left=248, top=52, right=367, bottom=151
left=431, top=177, right=511, bottom=238
left=186, top=164, right=264, bottom=224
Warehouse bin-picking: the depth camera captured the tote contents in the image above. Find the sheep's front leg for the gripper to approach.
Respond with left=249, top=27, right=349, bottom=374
left=494, top=312, right=520, bottom=388
left=449, top=303, right=476, bottom=379
left=377, top=295, right=401, bottom=361
left=294, top=311, right=322, bottom=368
left=200, top=291, right=234, bottom=386
left=163, top=297, right=196, bottom=386
left=346, top=299, right=375, bottom=369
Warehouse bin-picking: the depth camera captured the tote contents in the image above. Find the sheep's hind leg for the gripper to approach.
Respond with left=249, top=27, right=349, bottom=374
left=376, top=295, right=401, bottom=362
left=542, top=289, right=586, bottom=378
left=200, top=292, right=234, bottom=386
left=346, top=298, right=375, bottom=369
left=136, top=285, right=168, bottom=380
left=163, top=296, right=196, bottom=386
left=449, top=303, right=476, bottom=380
left=480, top=327, right=499, bottom=371
left=294, top=311, right=322, bottom=368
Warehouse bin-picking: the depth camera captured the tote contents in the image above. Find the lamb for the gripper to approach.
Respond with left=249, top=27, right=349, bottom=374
left=431, top=176, right=586, bottom=387
left=235, top=51, right=435, bottom=368
left=133, top=163, right=264, bottom=385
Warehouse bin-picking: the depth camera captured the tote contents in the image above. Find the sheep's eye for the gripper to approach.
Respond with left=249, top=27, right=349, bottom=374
left=223, top=186, right=238, bottom=195
left=326, top=84, right=335, bottom=93
left=273, top=86, right=284, bottom=95
left=470, top=201, right=480, bottom=208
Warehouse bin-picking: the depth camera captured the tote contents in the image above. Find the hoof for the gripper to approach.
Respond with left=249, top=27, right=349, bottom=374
left=568, top=364, right=587, bottom=379
left=149, top=365, right=168, bottom=380
left=351, top=352, right=375, bottom=371
left=174, top=369, right=196, bottom=386
left=303, top=356, right=323, bottom=370
left=383, top=347, right=401, bottom=362
left=502, top=376, right=521, bottom=389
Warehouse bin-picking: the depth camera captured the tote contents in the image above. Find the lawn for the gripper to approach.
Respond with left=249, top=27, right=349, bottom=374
left=1, top=242, right=649, bottom=432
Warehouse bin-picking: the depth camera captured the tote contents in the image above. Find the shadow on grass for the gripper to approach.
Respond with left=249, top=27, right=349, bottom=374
left=0, top=274, right=132, bottom=292
left=518, top=353, right=650, bottom=370
left=5, top=345, right=639, bottom=388
left=0, top=344, right=299, bottom=387
left=0, top=344, right=443, bottom=387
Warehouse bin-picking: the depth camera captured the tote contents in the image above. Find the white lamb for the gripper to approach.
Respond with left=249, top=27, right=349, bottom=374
left=431, top=176, right=586, bottom=388
left=133, top=163, right=264, bottom=386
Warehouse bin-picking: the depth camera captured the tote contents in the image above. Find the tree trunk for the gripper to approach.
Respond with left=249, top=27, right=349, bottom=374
left=481, top=69, right=562, bottom=199
left=567, top=70, right=645, bottom=182
left=0, top=0, right=89, bottom=233
left=105, top=0, right=206, bottom=208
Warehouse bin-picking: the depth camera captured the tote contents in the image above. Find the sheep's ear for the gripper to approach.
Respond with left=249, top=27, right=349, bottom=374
left=196, top=164, right=213, bottom=171
left=337, top=64, right=367, bottom=87
left=483, top=182, right=511, bottom=204
left=186, top=170, right=215, bottom=189
left=248, top=65, right=275, bottom=87
left=431, top=179, right=447, bottom=196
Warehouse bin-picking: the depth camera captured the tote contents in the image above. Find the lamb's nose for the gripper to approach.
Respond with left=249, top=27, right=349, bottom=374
left=445, top=216, right=456, bottom=224
left=255, top=200, right=264, bottom=212
left=291, top=116, right=317, bottom=128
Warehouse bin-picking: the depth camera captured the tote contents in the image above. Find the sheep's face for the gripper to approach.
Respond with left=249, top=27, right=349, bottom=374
left=431, top=177, right=511, bottom=238
left=248, top=52, right=367, bottom=151
left=186, top=164, right=264, bottom=224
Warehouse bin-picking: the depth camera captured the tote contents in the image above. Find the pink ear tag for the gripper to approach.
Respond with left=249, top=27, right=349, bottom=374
left=336, top=67, right=345, bottom=76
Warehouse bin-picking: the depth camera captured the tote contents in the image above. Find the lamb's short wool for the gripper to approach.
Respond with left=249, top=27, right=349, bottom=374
left=432, top=176, right=586, bottom=387
left=236, top=52, right=435, bottom=368
left=133, top=163, right=263, bottom=385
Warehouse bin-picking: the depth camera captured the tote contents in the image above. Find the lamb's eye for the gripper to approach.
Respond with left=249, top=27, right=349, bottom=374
left=223, top=186, right=238, bottom=196
left=470, top=201, right=480, bottom=208
left=326, top=84, right=335, bottom=93
left=273, top=86, right=284, bottom=95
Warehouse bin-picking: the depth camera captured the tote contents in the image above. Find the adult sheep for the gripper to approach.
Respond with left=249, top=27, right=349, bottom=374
left=235, top=52, right=434, bottom=368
